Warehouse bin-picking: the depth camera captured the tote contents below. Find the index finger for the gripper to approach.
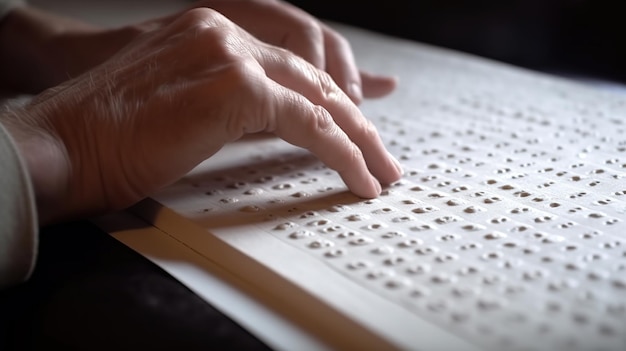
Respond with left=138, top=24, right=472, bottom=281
left=264, top=79, right=383, bottom=199
left=256, top=44, right=404, bottom=186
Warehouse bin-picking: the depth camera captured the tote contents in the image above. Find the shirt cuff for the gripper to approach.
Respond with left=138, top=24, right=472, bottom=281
left=0, top=120, right=38, bottom=290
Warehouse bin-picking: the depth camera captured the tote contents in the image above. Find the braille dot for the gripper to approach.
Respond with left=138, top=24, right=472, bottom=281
left=409, top=287, right=430, bottom=298
left=431, top=273, right=456, bottom=285
left=483, top=197, right=502, bottom=204
left=415, top=247, right=439, bottom=255
left=410, top=225, right=434, bottom=232
left=381, top=231, right=406, bottom=239
left=239, top=205, right=261, bottom=212
left=372, top=207, right=395, bottom=214
left=412, top=206, right=438, bottom=214
left=307, top=219, right=329, bottom=227
left=463, top=206, right=484, bottom=214
left=434, top=253, right=459, bottom=263
left=324, top=248, right=347, bottom=258
left=459, top=243, right=482, bottom=250
left=336, top=231, right=360, bottom=239
left=346, top=214, right=369, bottom=222
left=308, top=239, right=334, bottom=249
left=482, top=275, right=503, bottom=286
left=392, top=216, right=415, bottom=223
left=243, top=188, right=264, bottom=195
left=462, top=224, right=486, bottom=231
left=484, top=232, right=507, bottom=240
left=366, top=269, right=394, bottom=280
left=398, top=238, right=423, bottom=248
left=349, top=237, right=374, bottom=246
left=385, top=277, right=411, bottom=289
left=407, top=264, right=431, bottom=275
left=435, top=216, right=460, bottom=224
left=327, top=204, right=351, bottom=213
left=346, top=260, right=371, bottom=270
left=490, top=217, right=509, bottom=224
left=383, top=256, right=408, bottom=266
left=319, top=225, right=343, bottom=234
left=205, top=189, right=222, bottom=196
left=371, top=245, right=394, bottom=255
left=289, top=230, right=315, bottom=239
left=272, top=183, right=293, bottom=190
left=291, top=191, right=312, bottom=198
left=363, top=223, right=386, bottom=231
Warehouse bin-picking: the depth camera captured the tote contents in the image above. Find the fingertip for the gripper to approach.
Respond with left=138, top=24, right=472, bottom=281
left=370, top=151, right=404, bottom=186
left=361, top=72, right=398, bottom=99
left=370, top=175, right=382, bottom=196
left=388, top=151, right=404, bottom=177
left=353, top=175, right=382, bottom=199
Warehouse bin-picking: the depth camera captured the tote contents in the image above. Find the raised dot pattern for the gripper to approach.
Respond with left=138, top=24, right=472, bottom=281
left=155, top=58, right=626, bottom=351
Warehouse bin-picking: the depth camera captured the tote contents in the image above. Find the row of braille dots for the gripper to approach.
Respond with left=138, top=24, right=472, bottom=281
left=384, top=174, right=626, bottom=234
left=338, top=249, right=625, bottom=351
left=400, top=284, right=625, bottom=351
left=198, top=163, right=347, bottom=204
left=378, top=113, right=625, bottom=172
left=393, top=164, right=625, bottom=215
left=305, top=182, right=625, bottom=264
left=392, top=143, right=625, bottom=194
left=406, top=197, right=626, bottom=274
left=344, top=246, right=626, bottom=351
left=478, top=177, right=625, bottom=224
left=266, top=195, right=620, bottom=346
left=271, top=210, right=626, bottom=303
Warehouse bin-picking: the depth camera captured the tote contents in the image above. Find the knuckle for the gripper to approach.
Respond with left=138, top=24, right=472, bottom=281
left=310, top=105, right=336, bottom=135
left=316, top=70, right=341, bottom=101
left=291, top=17, right=323, bottom=42
left=178, top=7, right=225, bottom=28
left=360, top=118, right=380, bottom=140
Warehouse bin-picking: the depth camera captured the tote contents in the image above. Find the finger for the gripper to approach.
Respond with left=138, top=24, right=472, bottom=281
left=360, top=70, right=398, bottom=99
left=254, top=44, right=403, bottom=185
left=321, top=25, right=363, bottom=104
left=265, top=81, right=383, bottom=198
left=280, top=19, right=325, bottom=70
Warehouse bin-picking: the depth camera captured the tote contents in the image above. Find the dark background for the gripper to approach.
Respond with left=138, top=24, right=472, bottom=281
left=288, top=0, right=626, bottom=84
left=1, top=1, right=625, bottom=350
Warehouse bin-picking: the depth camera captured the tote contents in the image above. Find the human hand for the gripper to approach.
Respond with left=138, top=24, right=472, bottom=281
left=185, top=0, right=398, bottom=103
left=1, top=8, right=403, bottom=225
left=0, top=0, right=396, bottom=103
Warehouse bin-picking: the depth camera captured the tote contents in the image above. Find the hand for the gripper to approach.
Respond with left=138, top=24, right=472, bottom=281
left=1, top=8, right=403, bottom=225
left=185, top=0, right=397, bottom=103
left=0, top=0, right=397, bottom=103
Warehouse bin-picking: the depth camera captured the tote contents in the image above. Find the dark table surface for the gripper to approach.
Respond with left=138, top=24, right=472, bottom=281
left=0, top=220, right=272, bottom=351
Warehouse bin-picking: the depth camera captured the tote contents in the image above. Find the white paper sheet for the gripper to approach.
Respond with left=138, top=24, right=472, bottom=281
left=96, top=24, right=626, bottom=351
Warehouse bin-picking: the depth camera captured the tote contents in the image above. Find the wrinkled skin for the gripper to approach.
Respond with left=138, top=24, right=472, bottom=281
left=1, top=6, right=403, bottom=225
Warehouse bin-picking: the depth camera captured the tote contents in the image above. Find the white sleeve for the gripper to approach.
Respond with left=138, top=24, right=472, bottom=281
left=0, top=120, right=37, bottom=290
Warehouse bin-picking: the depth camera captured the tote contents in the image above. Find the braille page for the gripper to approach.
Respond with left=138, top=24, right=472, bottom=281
left=129, top=24, right=626, bottom=351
